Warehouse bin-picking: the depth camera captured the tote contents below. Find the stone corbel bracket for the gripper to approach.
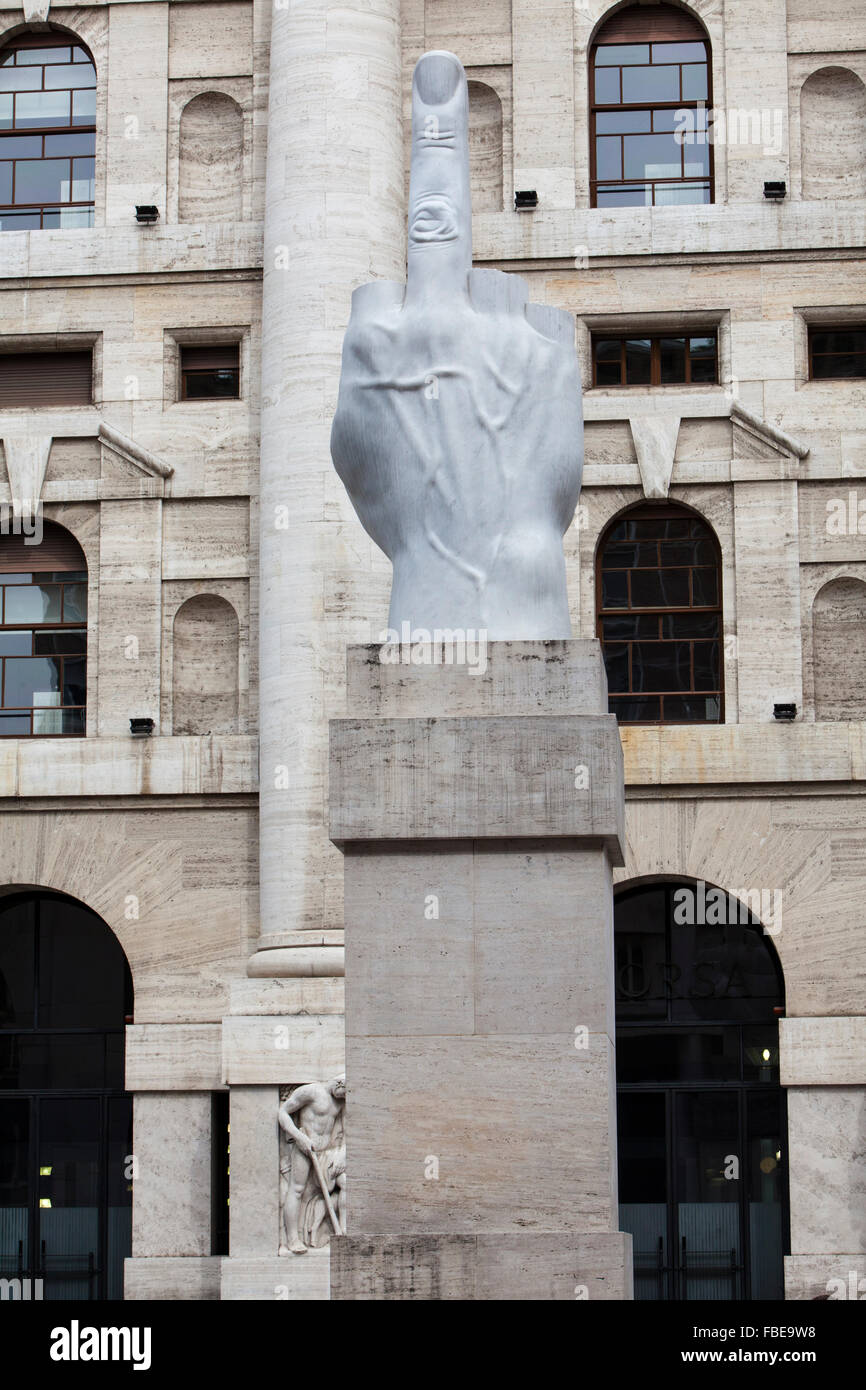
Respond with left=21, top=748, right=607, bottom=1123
left=2, top=422, right=174, bottom=517
left=622, top=398, right=809, bottom=499
left=22, top=0, right=50, bottom=26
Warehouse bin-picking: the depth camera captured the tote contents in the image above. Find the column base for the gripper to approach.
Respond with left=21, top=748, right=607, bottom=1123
left=246, top=932, right=345, bottom=978
left=785, top=1255, right=866, bottom=1300
left=124, top=1256, right=221, bottom=1301
left=331, top=1232, right=633, bottom=1301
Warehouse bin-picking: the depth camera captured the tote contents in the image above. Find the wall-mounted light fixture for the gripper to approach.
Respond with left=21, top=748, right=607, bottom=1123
left=763, top=181, right=786, bottom=201
left=135, top=205, right=160, bottom=224
left=130, top=717, right=155, bottom=737
left=514, top=190, right=538, bottom=211
left=773, top=702, right=796, bottom=721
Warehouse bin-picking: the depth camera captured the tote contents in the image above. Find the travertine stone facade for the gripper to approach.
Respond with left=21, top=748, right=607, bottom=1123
left=0, top=0, right=862, bottom=1300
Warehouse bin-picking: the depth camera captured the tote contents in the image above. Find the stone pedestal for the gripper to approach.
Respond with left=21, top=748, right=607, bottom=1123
left=329, top=641, right=633, bottom=1300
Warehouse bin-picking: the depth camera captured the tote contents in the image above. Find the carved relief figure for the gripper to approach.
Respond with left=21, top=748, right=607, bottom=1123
left=278, top=1076, right=346, bottom=1254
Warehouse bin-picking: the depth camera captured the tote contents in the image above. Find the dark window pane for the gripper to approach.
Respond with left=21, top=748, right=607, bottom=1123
left=71, top=88, right=95, bottom=125
left=683, top=141, right=710, bottom=178
left=622, top=65, right=679, bottom=104
left=0, top=899, right=35, bottom=1027
left=183, top=369, right=240, bottom=400
left=44, top=132, right=94, bottom=156
left=692, top=567, right=718, bottom=605
left=0, top=134, right=42, bottom=156
left=43, top=63, right=96, bottom=91
left=1, top=1035, right=105, bottom=1089
left=603, top=542, right=658, bottom=569
left=610, top=694, right=661, bottom=721
left=811, top=329, right=866, bottom=355
left=4, top=656, right=60, bottom=707
left=38, top=1097, right=101, bottom=1203
left=62, top=707, right=85, bottom=734
left=0, top=1098, right=30, bottom=1208
left=743, top=1027, right=780, bottom=1084
left=663, top=694, right=720, bottom=721
left=595, top=44, right=650, bottom=66
left=661, top=612, right=719, bottom=639
left=629, top=517, right=690, bottom=540
left=811, top=353, right=866, bottom=380
left=12, top=157, right=69, bottom=204
left=596, top=186, right=649, bottom=207
left=594, top=68, right=620, bottom=104
left=630, top=568, right=689, bottom=607
left=660, top=337, right=686, bottom=383
left=603, top=614, right=659, bottom=639
left=61, top=584, right=87, bottom=621
left=651, top=42, right=706, bottom=63
left=38, top=899, right=130, bottom=1029
left=617, top=1092, right=666, bottom=1202
left=633, top=640, right=690, bottom=692
left=602, top=570, right=628, bottom=609
left=0, top=66, right=42, bottom=92
left=619, top=1028, right=740, bottom=1083
left=675, top=1091, right=740, bottom=1205
left=14, top=90, right=70, bottom=128
left=689, top=336, right=717, bottom=382
left=625, top=339, right=652, bottom=384
left=17, top=47, right=71, bottom=65
left=597, top=109, right=651, bottom=134
left=615, top=887, right=668, bottom=1017
left=62, top=657, right=85, bottom=706
left=604, top=642, right=629, bottom=693
left=655, top=182, right=710, bottom=206
left=0, top=631, right=31, bottom=656
left=624, top=133, right=681, bottom=181
left=693, top=641, right=719, bottom=691
left=34, top=629, right=85, bottom=655
left=595, top=359, right=622, bottom=387
left=0, top=711, right=30, bottom=734
left=682, top=64, right=708, bottom=101
left=596, top=135, right=622, bottom=180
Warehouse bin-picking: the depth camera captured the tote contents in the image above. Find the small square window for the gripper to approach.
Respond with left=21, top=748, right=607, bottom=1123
left=180, top=344, right=240, bottom=400
left=808, top=326, right=866, bottom=381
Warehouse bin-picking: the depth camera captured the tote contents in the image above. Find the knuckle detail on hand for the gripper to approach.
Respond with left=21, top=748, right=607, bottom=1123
left=409, top=194, right=459, bottom=244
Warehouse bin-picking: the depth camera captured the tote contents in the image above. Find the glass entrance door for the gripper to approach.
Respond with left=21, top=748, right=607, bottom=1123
left=0, top=892, right=132, bottom=1300
left=615, top=882, right=788, bottom=1301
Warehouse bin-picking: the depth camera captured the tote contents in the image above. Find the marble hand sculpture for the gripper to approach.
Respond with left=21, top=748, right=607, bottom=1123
left=330, top=51, right=583, bottom=640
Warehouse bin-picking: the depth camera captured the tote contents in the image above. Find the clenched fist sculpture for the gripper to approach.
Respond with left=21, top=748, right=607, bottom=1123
left=330, top=51, right=583, bottom=639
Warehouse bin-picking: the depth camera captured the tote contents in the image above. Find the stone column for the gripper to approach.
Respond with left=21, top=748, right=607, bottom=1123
left=329, top=642, right=633, bottom=1300
left=251, top=0, right=405, bottom=978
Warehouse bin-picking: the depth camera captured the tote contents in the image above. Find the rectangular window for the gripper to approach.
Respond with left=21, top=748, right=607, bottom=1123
left=0, top=349, right=92, bottom=405
left=592, top=332, right=717, bottom=386
left=180, top=344, right=240, bottom=400
left=808, top=326, right=866, bottom=380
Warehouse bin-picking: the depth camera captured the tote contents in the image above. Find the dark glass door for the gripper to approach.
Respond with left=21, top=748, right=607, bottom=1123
left=0, top=893, right=132, bottom=1299
left=615, top=882, right=788, bottom=1302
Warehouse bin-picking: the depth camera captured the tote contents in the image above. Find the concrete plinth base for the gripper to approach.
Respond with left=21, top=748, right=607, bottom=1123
left=221, top=1251, right=330, bottom=1301
left=331, top=1233, right=632, bottom=1301
left=125, top=1256, right=221, bottom=1300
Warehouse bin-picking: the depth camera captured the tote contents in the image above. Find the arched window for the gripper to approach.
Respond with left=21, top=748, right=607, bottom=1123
left=0, top=520, right=88, bottom=736
left=615, top=880, right=787, bottom=1300
left=0, top=890, right=133, bottom=1299
left=0, top=31, right=96, bottom=231
left=596, top=502, right=723, bottom=724
left=590, top=3, right=712, bottom=208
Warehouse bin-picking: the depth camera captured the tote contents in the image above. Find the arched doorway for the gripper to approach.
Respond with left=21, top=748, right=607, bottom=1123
left=0, top=891, right=132, bottom=1299
left=615, top=880, right=788, bottom=1300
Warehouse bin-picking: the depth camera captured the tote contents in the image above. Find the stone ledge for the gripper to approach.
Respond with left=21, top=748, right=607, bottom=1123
left=222, top=1014, right=345, bottom=1084
left=221, top=1252, right=330, bottom=1302
left=330, top=1232, right=633, bottom=1301
left=622, top=723, right=866, bottom=787
left=780, top=1017, right=866, bottom=1086
left=125, top=1023, right=222, bottom=1091
left=0, top=735, right=258, bottom=798
left=124, top=1256, right=221, bottom=1301
left=330, top=715, right=625, bottom=861
left=785, top=1255, right=866, bottom=1301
